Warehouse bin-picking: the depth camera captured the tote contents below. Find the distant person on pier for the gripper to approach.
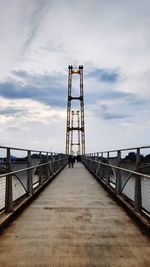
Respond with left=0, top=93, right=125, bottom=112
left=76, top=155, right=81, bottom=162
left=68, top=155, right=75, bottom=168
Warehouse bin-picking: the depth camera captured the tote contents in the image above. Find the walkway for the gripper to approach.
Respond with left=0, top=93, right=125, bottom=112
left=0, top=163, right=150, bottom=267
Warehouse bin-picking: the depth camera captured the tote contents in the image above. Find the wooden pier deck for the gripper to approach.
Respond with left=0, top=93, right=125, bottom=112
left=0, top=163, right=150, bottom=267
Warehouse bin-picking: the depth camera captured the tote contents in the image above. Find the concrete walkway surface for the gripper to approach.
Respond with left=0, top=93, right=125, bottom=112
left=0, top=163, right=150, bottom=267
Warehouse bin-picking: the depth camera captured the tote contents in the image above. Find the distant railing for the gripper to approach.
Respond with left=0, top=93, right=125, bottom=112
left=82, top=145, right=150, bottom=218
left=0, top=146, right=68, bottom=213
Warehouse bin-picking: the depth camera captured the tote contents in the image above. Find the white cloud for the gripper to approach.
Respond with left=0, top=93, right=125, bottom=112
left=0, top=0, right=150, bottom=153
left=0, top=96, right=66, bottom=150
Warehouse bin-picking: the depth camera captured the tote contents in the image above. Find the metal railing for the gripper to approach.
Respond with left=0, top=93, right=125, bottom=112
left=82, top=145, right=150, bottom=218
left=0, top=146, right=68, bottom=213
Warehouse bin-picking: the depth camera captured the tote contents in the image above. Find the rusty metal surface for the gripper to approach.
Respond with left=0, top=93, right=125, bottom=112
left=0, top=163, right=150, bottom=267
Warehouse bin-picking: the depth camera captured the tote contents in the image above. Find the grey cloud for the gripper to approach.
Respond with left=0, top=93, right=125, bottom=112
left=128, top=97, right=149, bottom=106
left=12, top=70, right=65, bottom=87
left=85, top=89, right=135, bottom=105
left=24, top=0, right=49, bottom=48
left=102, top=113, right=128, bottom=120
left=0, top=71, right=67, bottom=107
left=40, top=42, right=66, bottom=53
left=92, top=104, right=129, bottom=121
left=0, top=107, right=25, bottom=116
left=87, top=68, right=119, bottom=83
left=6, top=126, right=21, bottom=131
left=1, top=70, right=146, bottom=112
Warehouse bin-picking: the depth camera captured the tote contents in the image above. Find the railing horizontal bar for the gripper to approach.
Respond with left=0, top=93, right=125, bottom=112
left=0, top=157, right=68, bottom=179
left=87, top=145, right=150, bottom=155
left=83, top=157, right=150, bottom=179
left=0, top=145, right=61, bottom=154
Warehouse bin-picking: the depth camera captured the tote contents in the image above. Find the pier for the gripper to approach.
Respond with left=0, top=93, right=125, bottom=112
left=0, top=163, right=150, bottom=266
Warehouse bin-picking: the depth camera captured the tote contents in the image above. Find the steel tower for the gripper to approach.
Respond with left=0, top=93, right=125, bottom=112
left=66, top=65, right=85, bottom=155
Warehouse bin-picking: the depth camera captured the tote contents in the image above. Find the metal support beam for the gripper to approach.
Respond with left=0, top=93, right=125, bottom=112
left=46, top=152, right=49, bottom=179
left=27, top=150, right=32, bottom=195
left=116, top=150, right=122, bottom=194
left=39, top=152, right=43, bottom=185
left=135, top=148, right=142, bottom=211
left=106, top=152, right=110, bottom=185
left=5, top=148, right=13, bottom=212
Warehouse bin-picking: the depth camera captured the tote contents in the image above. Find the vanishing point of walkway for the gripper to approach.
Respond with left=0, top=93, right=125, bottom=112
left=0, top=163, right=150, bottom=267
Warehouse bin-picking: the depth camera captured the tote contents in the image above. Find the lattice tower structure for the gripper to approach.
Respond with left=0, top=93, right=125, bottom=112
left=70, top=111, right=81, bottom=155
left=66, top=65, right=85, bottom=155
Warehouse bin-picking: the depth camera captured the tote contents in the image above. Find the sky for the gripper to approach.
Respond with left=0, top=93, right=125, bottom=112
left=0, top=0, right=150, bottom=154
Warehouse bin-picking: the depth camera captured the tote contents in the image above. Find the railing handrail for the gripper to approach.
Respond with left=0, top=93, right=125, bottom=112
left=0, top=145, right=63, bottom=154
left=0, top=157, right=68, bottom=179
left=86, top=145, right=150, bottom=155
left=82, top=156, right=150, bottom=179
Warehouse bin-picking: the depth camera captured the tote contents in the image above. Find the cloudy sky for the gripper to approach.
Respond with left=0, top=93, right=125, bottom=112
left=0, top=0, right=150, bottom=154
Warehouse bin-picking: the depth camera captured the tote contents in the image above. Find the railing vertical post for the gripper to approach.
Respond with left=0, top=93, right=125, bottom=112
left=51, top=156, right=54, bottom=174
left=106, top=152, right=110, bottom=185
left=116, top=150, right=122, bottom=194
left=46, top=152, right=49, bottom=179
left=58, top=156, right=61, bottom=170
left=5, top=148, right=13, bottom=212
left=135, top=148, right=142, bottom=211
left=98, top=153, right=101, bottom=177
left=39, top=152, right=43, bottom=185
left=96, top=153, right=99, bottom=176
left=49, top=153, right=53, bottom=175
left=27, top=150, right=32, bottom=195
